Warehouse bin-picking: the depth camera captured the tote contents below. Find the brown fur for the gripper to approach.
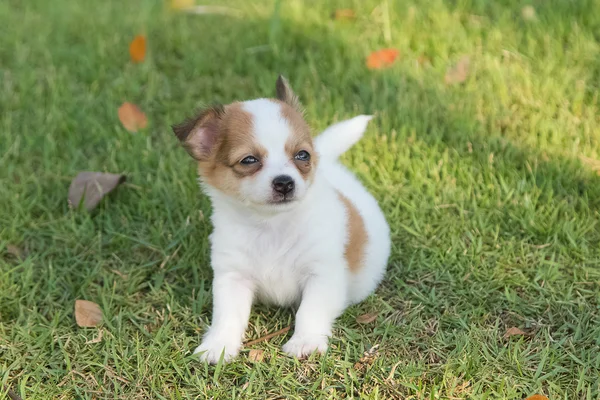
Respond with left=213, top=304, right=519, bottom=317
left=277, top=100, right=318, bottom=180
left=173, top=102, right=266, bottom=196
left=338, top=193, right=368, bottom=273
left=173, top=93, right=317, bottom=197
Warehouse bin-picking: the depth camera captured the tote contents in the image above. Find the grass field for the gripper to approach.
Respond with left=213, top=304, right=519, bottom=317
left=1, top=0, right=600, bottom=398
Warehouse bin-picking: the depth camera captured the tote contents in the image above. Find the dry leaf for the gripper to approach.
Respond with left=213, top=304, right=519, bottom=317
left=129, top=35, right=146, bottom=63
left=85, top=329, right=104, bottom=344
left=521, top=6, right=536, bottom=21
left=354, top=344, right=379, bottom=372
left=248, top=349, right=264, bottom=362
left=366, top=49, right=400, bottom=70
left=171, top=0, right=194, bottom=9
left=525, top=395, right=549, bottom=400
left=75, top=300, right=103, bottom=327
left=445, top=55, right=471, bottom=85
left=118, top=102, right=148, bottom=132
left=333, top=9, right=356, bottom=20
left=503, top=326, right=527, bottom=338
left=356, top=312, right=379, bottom=324
left=68, top=172, right=126, bottom=211
left=6, top=244, right=24, bottom=259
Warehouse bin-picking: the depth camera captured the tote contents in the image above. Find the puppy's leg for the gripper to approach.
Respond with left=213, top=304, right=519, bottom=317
left=194, top=272, right=253, bottom=364
left=282, top=270, right=346, bottom=358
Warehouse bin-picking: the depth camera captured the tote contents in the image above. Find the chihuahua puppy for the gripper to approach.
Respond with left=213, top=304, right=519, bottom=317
left=173, top=76, right=390, bottom=364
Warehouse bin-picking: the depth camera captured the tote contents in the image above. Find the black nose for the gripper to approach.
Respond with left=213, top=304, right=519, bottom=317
left=272, top=175, right=295, bottom=195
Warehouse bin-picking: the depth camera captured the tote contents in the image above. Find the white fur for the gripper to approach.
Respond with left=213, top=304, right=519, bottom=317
left=193, top=102, right=391, bottom=363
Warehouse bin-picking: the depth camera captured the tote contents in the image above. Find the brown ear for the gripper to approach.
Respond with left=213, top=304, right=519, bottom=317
left=172, top=105, right=224, bottom=160
left=276, top=75, right=302, bottom=112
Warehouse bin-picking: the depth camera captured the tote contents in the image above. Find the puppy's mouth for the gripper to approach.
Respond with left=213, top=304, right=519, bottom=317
left=269, top=193, right=296, bottom=205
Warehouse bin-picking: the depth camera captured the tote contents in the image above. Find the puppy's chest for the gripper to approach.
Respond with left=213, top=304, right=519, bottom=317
left=245, top=226, right=309, bottom=305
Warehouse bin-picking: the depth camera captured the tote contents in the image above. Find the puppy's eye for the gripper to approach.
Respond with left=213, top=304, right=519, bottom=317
left=294, top=150, right=310, bottom=161
left=240, top=156, right=259, bottom=165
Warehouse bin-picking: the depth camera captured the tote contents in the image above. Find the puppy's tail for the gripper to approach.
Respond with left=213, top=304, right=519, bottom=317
left=314, top=115, right=373, bottom=159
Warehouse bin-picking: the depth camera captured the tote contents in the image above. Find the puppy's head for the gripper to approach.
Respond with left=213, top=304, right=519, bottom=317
left=173, top=76, right=318, bottom=211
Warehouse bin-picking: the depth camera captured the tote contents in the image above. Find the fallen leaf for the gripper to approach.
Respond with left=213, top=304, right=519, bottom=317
left=525, top=395, right=549, bottom=400
left=248, top=349, right=264, bottom=362
left=85, top=328, right=104, bottom=344
left=356, top=312, right=379, bottom=324
left=521, top=6, right=536, bottom=21
left=68, top=172, right=126, bottom=211
left=118, top=102, right=148, bottom=132
left=129, top=35, right=146, bottom=63
left=445, top=55, right=471, bottom=85
left=366, top=49, right=400, bottom=70
left=6, top=244, right=24, bottom=259
left=503, top=326, right=527, bottom=338
left=354, top=344, right=379, bottom=372
left=75, top=300, right=103, bottom=327
left=170, top=0, right=194, bottom=9
left=333, top=9, right=356, bottom=20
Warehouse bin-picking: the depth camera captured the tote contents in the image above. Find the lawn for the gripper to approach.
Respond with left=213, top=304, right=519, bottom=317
left=1, top=0, right=600, bottom=398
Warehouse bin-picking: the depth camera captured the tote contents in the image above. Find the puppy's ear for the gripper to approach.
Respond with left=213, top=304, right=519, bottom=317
left=172, top=106, right=224, bottom=160
left=276, top=75, right=302, bottom=112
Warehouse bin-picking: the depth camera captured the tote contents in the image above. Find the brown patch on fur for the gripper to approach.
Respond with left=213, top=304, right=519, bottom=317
left=173, top=102, right=267, bottom=196
left=276, top=100, right=318, bottom=180
left=201, top=102, right=267, bottom=195
left=338, top=192, right=367, bottom=273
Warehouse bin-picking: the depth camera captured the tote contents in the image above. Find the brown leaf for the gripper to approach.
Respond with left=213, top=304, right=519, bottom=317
left=353, top=344, right=379, bottom=372
left=333, top=9, right=356, bottom=20
left=68, top=172, right=126, bottom=211
left=525, top=395, right=549, bottom=400
left=6, top=244, right=25, bottom=260
left=118, top=102, right=148, bottom=133
left=85, top=328, right=104, bottom=344
left=356, top=312, right=379, bottom=324
left=75, top=300, right=103, bottom=327
left=503, top=326, right=527, bottom=338
left=248, top=349, right=264, bottom=362
left=445, top=55, right=471, bottom=85
left=129, top=35, right=146, bottom=63
left=170, top=0, right=194, bottom=9
left=521, top=6, right=536, bottom=21
left=366, top=49, right=400, bottom=70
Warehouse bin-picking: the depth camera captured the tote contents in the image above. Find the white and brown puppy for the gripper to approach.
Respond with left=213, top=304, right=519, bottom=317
left=173, top=76, right=390, bottom=363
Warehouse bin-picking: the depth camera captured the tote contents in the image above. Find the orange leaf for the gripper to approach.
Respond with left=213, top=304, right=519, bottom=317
left=171, top=0, right=195, bottom=9
left=525, top=395, right=549, bottom=400
left=503, top=326, right=527, bottom=338
left=356, top=312, right=379, bottom=324
left=129, top=35, right=146, bottom=63
left=75, top=300, right=103, bottom=327
left=118, top=102, right=148, bottom=132
left=333, top=9, right=356, bottom=20
left=366, top=49, right=400, bottom=70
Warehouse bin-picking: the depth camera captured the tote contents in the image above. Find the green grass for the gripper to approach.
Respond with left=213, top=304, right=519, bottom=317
left=1, top=0, right=600, bottom=398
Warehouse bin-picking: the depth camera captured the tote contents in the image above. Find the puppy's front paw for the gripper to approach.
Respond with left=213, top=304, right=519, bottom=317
left=282, top=334, right=328, bottom=358
left=193, top=331, right=241, bottom=364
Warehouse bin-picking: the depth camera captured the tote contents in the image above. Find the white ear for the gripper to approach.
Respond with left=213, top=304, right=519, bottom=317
left=314, top=115, right=374, bottom=159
